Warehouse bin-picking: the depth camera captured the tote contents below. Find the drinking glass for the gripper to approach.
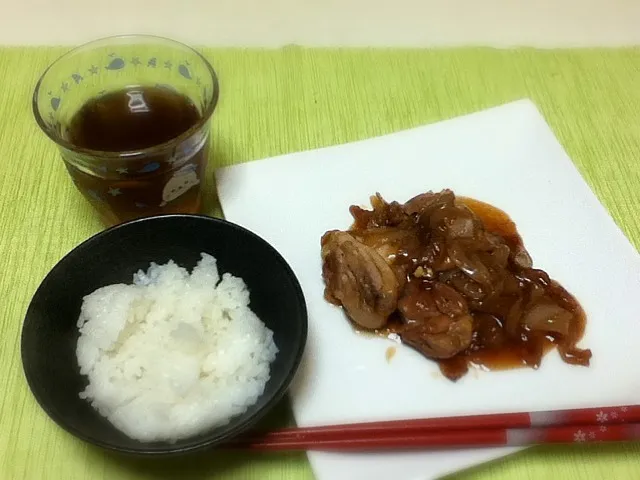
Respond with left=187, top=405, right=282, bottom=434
left=33, top=35, right=219, bottom=226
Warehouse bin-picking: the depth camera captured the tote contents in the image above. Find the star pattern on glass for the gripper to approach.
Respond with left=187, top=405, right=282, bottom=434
left=87, top=189, right=101, bottom=201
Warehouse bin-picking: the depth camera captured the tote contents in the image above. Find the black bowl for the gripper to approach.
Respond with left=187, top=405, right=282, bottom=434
left=21, top=214, right=307, bottom=455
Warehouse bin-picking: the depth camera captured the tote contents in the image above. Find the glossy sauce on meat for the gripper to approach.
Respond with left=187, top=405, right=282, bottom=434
left=320, top=190, right=591, bottom=381
left=454, top=199, right=586, bottom=361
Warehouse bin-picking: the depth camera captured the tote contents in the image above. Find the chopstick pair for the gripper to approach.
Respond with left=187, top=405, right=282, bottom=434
left=226, top=405, right=640, bottom=451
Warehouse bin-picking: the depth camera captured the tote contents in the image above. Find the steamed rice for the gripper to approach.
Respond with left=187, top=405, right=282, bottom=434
left=76, top=253, right=278, bottom=443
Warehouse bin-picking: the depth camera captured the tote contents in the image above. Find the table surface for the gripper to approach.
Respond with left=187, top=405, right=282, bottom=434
left=1, top=45, right=640, bottom=480
left=1, top=0, right=640, bottom=47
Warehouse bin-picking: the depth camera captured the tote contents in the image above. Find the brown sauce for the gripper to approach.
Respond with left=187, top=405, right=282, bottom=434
left=453, top=198, right=586, bottom=371
left=456, top=197, right=520, bottom=249
left=322, top=190, right=591, bottom=381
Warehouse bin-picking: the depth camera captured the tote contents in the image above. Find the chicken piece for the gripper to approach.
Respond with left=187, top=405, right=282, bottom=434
left=352, top=226, right=422, bottom=288
left=400, top=314, right=474, bottom=359
left=352, top=227, right=419, bottom=264
left=321, top=230, right=400, bottom=329
left=398, top=286, right=441, bottom=324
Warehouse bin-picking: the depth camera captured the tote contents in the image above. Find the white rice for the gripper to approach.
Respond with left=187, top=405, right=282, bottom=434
left=75, top=253, right=278, bottom=443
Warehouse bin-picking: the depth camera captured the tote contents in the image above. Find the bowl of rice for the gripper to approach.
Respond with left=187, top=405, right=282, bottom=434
left=21, top=214, right=307, bottom=455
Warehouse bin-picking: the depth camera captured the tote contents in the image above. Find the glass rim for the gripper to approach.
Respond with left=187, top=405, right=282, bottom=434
left=32, top=34, right=219, bottom=160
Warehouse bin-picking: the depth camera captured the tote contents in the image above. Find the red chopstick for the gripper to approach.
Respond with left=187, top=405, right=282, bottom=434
left=226, top=405, right=640, bottom=451
left=230, top=423, right=640, bottom=451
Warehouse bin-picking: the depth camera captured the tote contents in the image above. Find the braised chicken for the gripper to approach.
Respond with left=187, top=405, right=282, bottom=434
left=321, top=231, right=400, bottom=329
left=320, top=190, right=591, bottom=381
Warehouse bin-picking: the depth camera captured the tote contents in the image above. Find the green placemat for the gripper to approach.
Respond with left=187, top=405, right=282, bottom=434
left=1, top=47, right=639, bottom=480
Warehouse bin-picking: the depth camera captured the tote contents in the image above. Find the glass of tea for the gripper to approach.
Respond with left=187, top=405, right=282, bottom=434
left=32, top=35, right=219, bottom=226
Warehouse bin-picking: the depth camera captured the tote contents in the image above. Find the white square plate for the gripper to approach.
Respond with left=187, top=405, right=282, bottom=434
left=215, top=100, right=640, bottom=480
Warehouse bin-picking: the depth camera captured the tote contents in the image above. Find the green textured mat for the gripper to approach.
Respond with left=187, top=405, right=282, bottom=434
left=1, top=47, right=639, bottom=480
